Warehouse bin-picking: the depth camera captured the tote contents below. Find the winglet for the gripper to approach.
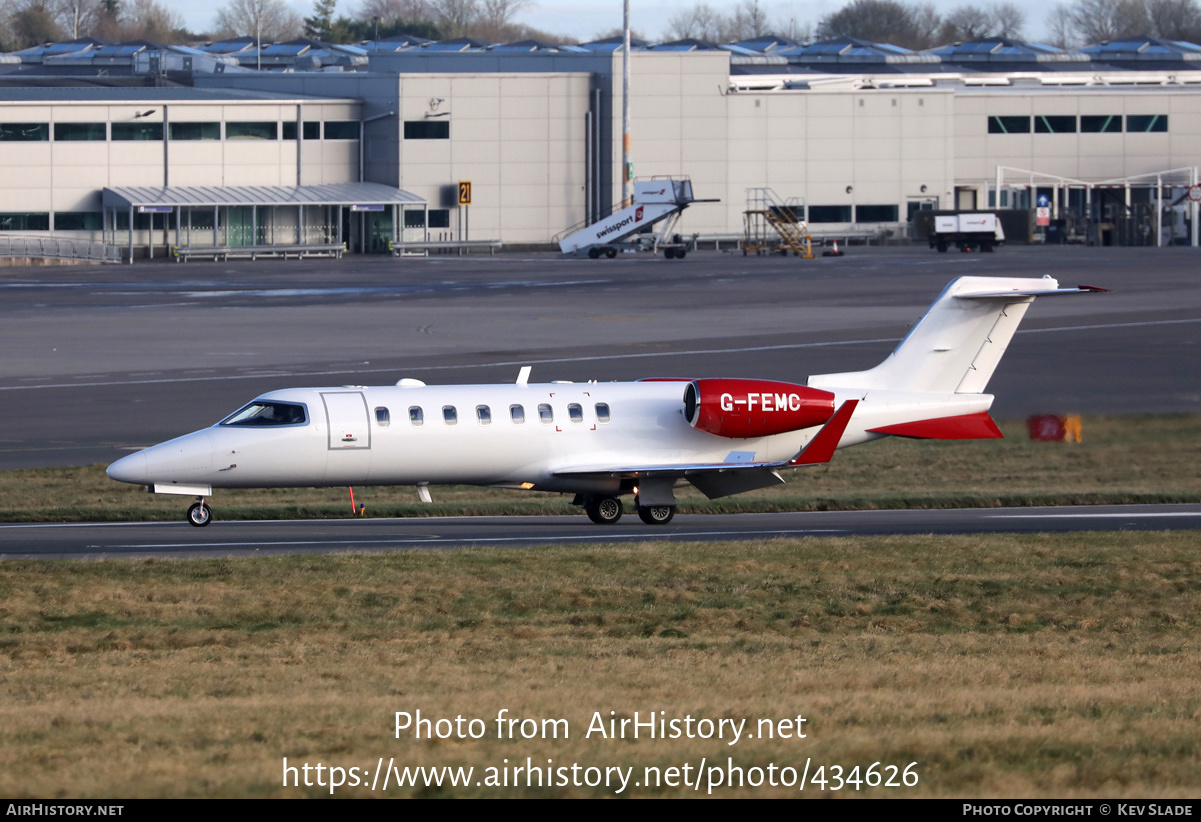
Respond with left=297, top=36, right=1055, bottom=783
left=789, top=399, right=858, bottom=466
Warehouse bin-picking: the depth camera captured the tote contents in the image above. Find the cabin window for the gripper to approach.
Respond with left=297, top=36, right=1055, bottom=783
left=409, top=406, right=424, bottom=426
left=510, top=404, right=525, bottom=424
left=568, top=403, right=583, bottom=423
left=443, top=405, right=458, bottom=425
left=220, top=401, right=306, bottom=426
left=595, top=403, right=611, bottom=423
left=375, top=407, right=390, bottom=427
left=476, top=405, right=491, bottom=425
left=538, top=403, right=553, bottom=424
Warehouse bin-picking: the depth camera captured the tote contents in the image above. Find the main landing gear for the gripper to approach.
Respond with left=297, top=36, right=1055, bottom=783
left=580, top=495, right=677, bottom=525
left=637, top=504, right=675, bottom=525
left=187, top=499, right=212, bottom=527
left=584, top=495, right=623, bottom=524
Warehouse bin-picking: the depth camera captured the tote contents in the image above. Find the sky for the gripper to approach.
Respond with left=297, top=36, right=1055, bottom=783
left=173, top=0, right=1057, bottom=45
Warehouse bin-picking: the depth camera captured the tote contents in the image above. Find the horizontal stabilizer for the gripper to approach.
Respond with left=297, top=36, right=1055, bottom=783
left=956, top=285, right=1108, bottom=300
left=809, top=276, right=1107, bottom=395
left=868, top=411, right=1002, bottom=440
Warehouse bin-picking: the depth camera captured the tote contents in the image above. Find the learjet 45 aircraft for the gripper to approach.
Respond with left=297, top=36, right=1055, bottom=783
left=107, top=276, right=1103, bottom=526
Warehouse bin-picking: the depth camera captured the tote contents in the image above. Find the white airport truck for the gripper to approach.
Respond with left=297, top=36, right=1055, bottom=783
left=929, top=212, right=1005, bottom=252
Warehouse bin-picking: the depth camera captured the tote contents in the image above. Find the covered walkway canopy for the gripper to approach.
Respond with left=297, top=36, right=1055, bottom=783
left=101, top=182, right=428, bottom=261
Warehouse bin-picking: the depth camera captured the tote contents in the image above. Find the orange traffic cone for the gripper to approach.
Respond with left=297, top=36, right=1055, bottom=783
left=823, top=239, right=844, bottom=258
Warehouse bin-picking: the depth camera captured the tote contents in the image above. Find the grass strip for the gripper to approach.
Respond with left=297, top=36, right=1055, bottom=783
left=0, top=532, right=1198, bottom=797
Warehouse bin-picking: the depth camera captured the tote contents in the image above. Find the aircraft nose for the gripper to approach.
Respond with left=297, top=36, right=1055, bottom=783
left=106, top=431, right=215, bottom=486
left=107, top=451, right=148, bottom=485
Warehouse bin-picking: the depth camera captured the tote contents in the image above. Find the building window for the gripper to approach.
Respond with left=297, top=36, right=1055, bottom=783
left=404, top=121, right=450, bottom=139
left=114, top=212, right=154, bottom=230
left=0, top=123, right=49, bottom=141
left=987, top=116, right=1030, bottom=134
left=510, top=404, right=525, bottom=424
left=111, top=122, right=162, bottom=141
left=808, top=205, right=853, bottom=223
left=403, top=210, right=426, bottom=229
left=324, top=121, right=360, bottom=140
left=282, top=122, right=321, bottom=140
left=1126, top=115, right=1167, bottom=133
left=53, top=123, right=105, bottom=141
left=53, top=212, right=103, bottom=231
left=428, top=209, right=451, bottom=228
left=170, top=122, right=220, bottom=140
left=854, top=204, right=899, bottom=223
left=409, top=406, right=424, bottom=426
left=226, top=122, right=278, bottom=140
left=1080, top=115, right=1121, bottom=133
left=0, top=213, right=50, bottom=231
left=1034, top=115, right=1077, bottom=133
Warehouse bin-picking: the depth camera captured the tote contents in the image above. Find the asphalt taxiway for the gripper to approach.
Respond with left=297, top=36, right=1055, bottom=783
left=3, top=504, right=1199, bottom=560
left=1, top=245, right=1198, bottom=471
left=0, top=246, right=1197, bottom=560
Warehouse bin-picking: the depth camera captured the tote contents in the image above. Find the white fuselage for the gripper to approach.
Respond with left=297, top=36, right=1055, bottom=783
left=106, top=379, right=993, bottom=496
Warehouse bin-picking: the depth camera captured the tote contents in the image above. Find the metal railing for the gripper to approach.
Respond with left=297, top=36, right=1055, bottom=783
left=0, top=235, right=122, bottom=264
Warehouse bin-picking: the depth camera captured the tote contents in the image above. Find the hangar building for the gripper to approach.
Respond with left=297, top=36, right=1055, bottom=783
left=1, top=34, right=1198, bottom=257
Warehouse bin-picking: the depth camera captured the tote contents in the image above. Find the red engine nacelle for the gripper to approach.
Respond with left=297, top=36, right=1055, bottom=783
left=683, top=379, right=836, bottom=439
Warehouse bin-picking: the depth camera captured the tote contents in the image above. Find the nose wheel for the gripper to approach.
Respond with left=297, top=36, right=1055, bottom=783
left=187, top=500, right=212, bottom=527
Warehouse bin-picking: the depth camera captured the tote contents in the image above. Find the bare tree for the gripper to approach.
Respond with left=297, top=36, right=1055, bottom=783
left=1067, top=0, right=1150, bottom=42
left=7, top=0, right=67, bottom=48
left=816, top=0, right=942, bottom=50
left=664, top=0, right=778, bottom=42
left=356, top=0, right=433, bottom=19
left=940, top=5, right=991, bottom=40
left=429, top=0, right=478, bottom=37
left=213, top=0, right=303, bottom=39
left=729, top=0, right=770, bottom=39
left=476, top=0, right=531, bottom=41
left=1145, top=0, right=1201, bottom=40
left=987, top=2, right=1024, bottom=37
left=937, top=2, right=1024, bottom=41
left=665, top=3, right=723, bottom=40
left=1045, top=3, right=1077, bottom=46
left=122, top=0, right=181, bottom=40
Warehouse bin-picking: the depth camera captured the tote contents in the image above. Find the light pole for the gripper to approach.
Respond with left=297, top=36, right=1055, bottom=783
left=622, top=0, right=631, bottom=207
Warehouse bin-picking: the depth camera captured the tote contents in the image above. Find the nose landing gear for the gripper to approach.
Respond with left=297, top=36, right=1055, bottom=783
left=187, top=499, right=212, bottom=527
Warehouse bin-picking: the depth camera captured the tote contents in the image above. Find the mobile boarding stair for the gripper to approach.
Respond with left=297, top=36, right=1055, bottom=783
left=742, top=188, right=814, bottom=258
left=556, top=176, right=715, bottom=259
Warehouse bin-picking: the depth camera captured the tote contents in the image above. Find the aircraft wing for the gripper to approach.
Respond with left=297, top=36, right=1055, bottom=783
left=552, top=400, right=858, bottom=499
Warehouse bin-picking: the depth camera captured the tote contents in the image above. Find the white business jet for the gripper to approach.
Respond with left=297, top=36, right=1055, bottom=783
left=107, top=276, right=1102, bottom=527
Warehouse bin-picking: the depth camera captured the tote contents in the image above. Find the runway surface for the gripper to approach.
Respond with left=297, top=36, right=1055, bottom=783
left=2, top=245, right=1198, bottom=470
left=4, top=504, right=1199, bottom=560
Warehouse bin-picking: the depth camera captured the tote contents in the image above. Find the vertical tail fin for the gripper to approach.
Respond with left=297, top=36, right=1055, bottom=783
left=808, top=276, right=1103, bottom=394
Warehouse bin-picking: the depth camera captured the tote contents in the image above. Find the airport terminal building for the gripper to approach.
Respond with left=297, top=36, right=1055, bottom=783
left=1, top=34, right=1199, bottom=256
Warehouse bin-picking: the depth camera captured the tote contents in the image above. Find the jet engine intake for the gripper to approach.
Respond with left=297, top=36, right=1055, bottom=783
left=683, top=379, right=836, bottom=438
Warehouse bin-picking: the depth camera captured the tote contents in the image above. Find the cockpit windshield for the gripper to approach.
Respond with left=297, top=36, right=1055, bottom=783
left=219, top=401, right=307, bottom=427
